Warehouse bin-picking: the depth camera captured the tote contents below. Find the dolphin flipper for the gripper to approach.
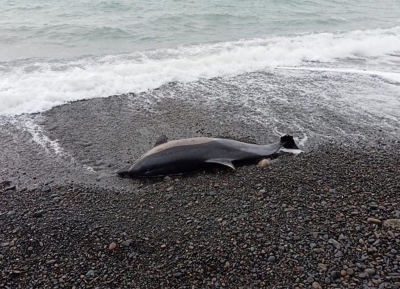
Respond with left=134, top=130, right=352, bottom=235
left=205, top=158, right=236, bottom=170
left=153, top=134, right=168, bottom=147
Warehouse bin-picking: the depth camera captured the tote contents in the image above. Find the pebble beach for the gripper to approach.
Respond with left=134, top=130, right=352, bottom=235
left=1, top=140, right=400, bottom=288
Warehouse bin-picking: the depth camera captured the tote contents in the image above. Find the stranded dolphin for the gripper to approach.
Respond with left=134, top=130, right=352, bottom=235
left=118, top=134, right=299, bottom=178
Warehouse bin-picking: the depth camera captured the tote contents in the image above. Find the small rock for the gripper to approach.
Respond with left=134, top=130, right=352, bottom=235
left=109, top=242, right=117, bottom=250
left=331, top=271, right=341, bottom=280
left=46, top=259, right=57, bottom=265
left=41, top=185, right=51, bottom=192
left=257, top=159, right=271, bottom=168
left=365, top=268, right=376, bottom=275
left=383, top=219, right=400, bottom=228
left=312, top=281, right=321, bottom=289
left=5, top=185, right=16, bottom=191
left=317, top=263, right=327, bottom=272
left=267, top=256, right=276, bottom=262
left=163, top=176, right=172, bottom=182
left=347, top=268, right=354, bottom=276
left=173, top=272, right=182, bottom=278
left=32, top=210, right=44, bottom=218
left=86, top=269, right=95, bottom=277
left=359, top=272, right=369, bottom=279
left=1, top=242, right=10, bottom=247
left=7, top=210, right=15, bottom=216
left=324, top=277, right=331, bottom=284
left=121, top=240, right=131, bottom=247
left=0, top=180, right=11, bottom=189
left=341, top=269, right=347, bottom=276
left=335, top=251, right=343, bottom=258
left=367, top=218, right=382, bottom=225
left=328, top=238, right=341, bottom=249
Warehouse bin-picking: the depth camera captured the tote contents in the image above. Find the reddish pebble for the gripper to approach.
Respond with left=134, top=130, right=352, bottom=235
left=341, top=269, right=347, bottom=276
left=367, top=218, right=382, bottom=225
left=109, top=242, right=117, bottom=250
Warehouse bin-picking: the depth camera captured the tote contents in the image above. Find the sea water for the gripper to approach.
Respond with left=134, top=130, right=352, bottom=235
left=1, top=0, right=400, bottom=116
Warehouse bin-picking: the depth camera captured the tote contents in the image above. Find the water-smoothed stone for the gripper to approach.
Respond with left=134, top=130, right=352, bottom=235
left=86, top=270, right=95, bottom=277
left=46, top=259, right=57, bottom=265
left=121, top=240, right=132, bottom=247
left=367, top=218, right=382, bottom=225
left=32, top=210, right=44, bottom=218
left=312, top=282, right=321, bottom=289
left=109, top=242, right=117, bottom=250
left=365, top=268, right=376, bottom=275
left=41, top=185, right=51, bottom=192
left=317, top=263, right=327, bottom=272
left=328, top=238, right=341, bottom=249
left=331, top=271, right=341, bottom=280
left=5, top=185, right=16, bottom=191
left=383, top=219, right=400, bottom=229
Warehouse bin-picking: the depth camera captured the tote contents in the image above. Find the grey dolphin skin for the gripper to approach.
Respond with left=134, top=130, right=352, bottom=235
left=118, top=134, right=299, bottom=178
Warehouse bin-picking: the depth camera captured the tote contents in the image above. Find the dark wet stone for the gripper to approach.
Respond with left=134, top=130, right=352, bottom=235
left=365, top=268, right=375, bottom=275
left=328, top=238, right=341, bottom=249
left=121, top=240, right=132, bottom=247
left=32, top=210, right=44, bottom=218
left=347, top=268, right=354, bottom=276
left=7, top=210, right=15, bottom=216
left=331, top=271, right=341, bottom=279
left=5, top=185, right=16, bottom=191
left=41, top=185, right=51, bottom=192
left=267, top=256, right=276, bottom=262
left=86, top=269, right=96, bottom=277
left=46, top=259, right=57, bottom=265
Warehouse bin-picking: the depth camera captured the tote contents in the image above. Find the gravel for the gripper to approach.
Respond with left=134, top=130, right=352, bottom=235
left=1, top=143, right=400, bottom=288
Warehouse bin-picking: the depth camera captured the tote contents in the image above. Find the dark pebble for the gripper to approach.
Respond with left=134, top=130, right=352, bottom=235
left=5, top=185, right=16, bottom=191
left=32, top=210, right=44, bottom=218
left=331, top=271, right=341, bottom=279
left=41, top=185, right=51, bottom=192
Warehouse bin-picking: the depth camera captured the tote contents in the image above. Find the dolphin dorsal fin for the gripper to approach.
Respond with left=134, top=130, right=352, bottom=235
left=153, top=134, right=168, bottom=147
left=205, top=158, right=236, bottom=170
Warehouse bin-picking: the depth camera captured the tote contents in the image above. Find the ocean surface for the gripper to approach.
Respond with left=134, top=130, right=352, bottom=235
left=1, top=0, right=400, bottom=186
left=1, top=0, right=400, bottom=115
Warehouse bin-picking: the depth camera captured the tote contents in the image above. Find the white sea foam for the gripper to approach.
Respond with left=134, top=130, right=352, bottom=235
left=1, top=26, right=399, bottom=115
left=277, top=67, right=400, bottom=83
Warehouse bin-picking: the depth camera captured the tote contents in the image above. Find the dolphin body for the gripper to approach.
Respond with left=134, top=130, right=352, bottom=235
left=118, top=134, right=299, bottom=178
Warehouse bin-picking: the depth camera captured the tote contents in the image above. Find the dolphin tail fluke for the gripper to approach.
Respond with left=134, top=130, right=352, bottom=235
left=280, top=134, right=299, bottom=149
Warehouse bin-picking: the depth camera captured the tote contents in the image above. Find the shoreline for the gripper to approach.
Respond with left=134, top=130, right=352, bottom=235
left=1, top=144, right=400, bottom=288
